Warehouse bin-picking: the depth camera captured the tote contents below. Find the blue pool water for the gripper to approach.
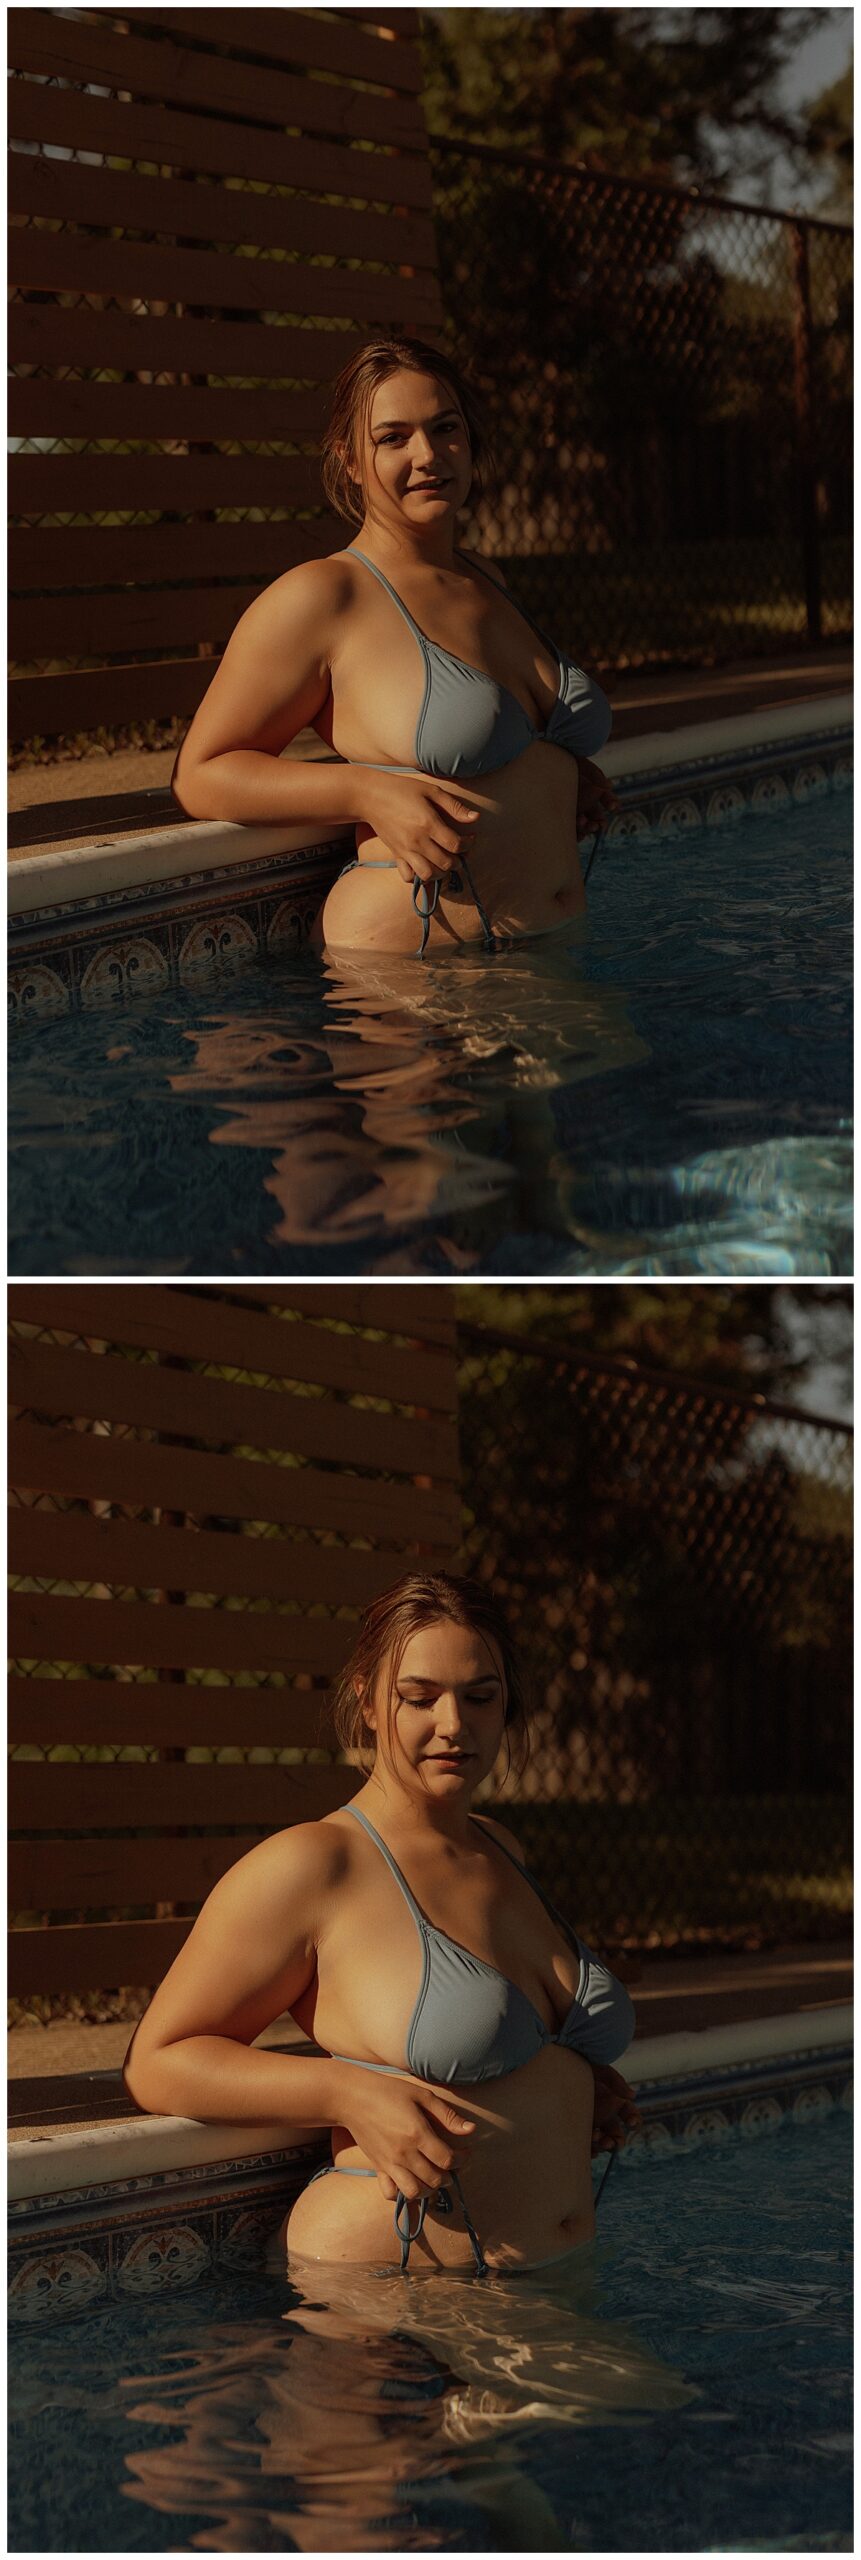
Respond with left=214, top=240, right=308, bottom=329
left=9, top=2113, right=852, bottom=2552
left=9, top=790, right=852, bottom=1277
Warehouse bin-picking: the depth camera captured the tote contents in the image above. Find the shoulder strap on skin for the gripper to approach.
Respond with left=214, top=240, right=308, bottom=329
left=347, top=546, right=428, bottom=649
left=344, top=1803, right=428, bottom=1932
left=456, top=548, right=562, bottom=674
left=470, top=1816, right=586, bottom=1980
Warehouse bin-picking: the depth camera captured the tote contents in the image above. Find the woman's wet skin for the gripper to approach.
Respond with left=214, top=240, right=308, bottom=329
left=315, top=366, right=588, bottom=953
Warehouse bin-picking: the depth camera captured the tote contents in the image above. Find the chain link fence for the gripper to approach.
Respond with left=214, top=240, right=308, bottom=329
left=456, top=1322, right=852, bottom=1950
left=430, top=141, right=853, bottom=669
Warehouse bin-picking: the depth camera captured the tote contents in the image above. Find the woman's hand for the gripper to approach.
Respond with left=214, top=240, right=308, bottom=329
left=576, top=758, right=619, bottom=838
left=335, top=2067, right=476, bottom=2205
left=590, top=2064, right=642, bottom=2157
left=358, top=767, right=481, bottom=891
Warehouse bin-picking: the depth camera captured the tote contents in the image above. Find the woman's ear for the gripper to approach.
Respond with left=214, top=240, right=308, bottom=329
left=355, top=1677, right=376, bottom=1734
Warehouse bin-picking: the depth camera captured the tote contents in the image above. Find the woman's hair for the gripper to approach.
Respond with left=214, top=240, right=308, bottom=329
left=319, top=335, right=493, bottom=529
left=330, top=1569, right=531, bottom=1782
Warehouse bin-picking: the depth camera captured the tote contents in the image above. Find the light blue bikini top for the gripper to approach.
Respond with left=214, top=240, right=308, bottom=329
left=346, top=546, right=612, bottom=781
left=335, top=1805, right=634, bottom=2088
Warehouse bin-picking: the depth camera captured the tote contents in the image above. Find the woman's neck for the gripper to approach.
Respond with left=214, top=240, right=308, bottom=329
left=362, top=1773, right=478, bottom=1846
left=354, top=518, right=459, bottom=575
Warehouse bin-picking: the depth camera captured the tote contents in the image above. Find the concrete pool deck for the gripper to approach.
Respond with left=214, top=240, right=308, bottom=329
left=8, top=1937, right=852, bottom=2143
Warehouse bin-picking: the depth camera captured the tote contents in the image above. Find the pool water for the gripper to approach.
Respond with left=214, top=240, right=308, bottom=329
left=9, top=2113, right=852, bottom=2552
left=9, top=790, right=852, bottom=1277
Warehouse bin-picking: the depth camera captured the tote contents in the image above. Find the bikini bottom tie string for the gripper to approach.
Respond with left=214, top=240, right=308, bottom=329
left=412, top=863, right=496, bottom=958
left=394, top=2169, right=489, bottom=2280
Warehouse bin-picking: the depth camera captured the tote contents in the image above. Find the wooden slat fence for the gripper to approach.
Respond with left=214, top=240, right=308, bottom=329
left=8, top=1282, right=460, bottom=1997
left=8, top=6, right=440, bottom=742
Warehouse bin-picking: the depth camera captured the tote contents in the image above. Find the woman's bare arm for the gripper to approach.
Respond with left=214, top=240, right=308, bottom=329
left=171, top=557, right=368, bottom=829
left=123, top=1822, right=352, bottom=2130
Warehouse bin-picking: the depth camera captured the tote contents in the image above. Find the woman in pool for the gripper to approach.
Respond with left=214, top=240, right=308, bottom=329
left=171, top=336, right=617, bottom=957
left=125, top=1572, right=639, bottom=2278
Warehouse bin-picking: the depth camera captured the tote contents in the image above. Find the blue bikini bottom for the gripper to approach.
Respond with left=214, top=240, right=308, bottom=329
left=306, top=2149, right=617, bottom=2280
left=336, top=857, right=497, bottom=959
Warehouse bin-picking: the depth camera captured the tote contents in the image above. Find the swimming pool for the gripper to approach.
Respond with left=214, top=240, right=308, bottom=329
left=9, top=2108, right=851, bottom=2552
left=8, top=777, right=852, bottom=1279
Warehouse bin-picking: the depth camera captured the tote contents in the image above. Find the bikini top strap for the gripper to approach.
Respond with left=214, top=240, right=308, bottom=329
left=347, top=547, right=428, bottom=651
left=470, top=1815, right=584, bottom=1971
left=455, top=547, right=562, bottom=675
left=344, top=1804, right=428, bottom=1933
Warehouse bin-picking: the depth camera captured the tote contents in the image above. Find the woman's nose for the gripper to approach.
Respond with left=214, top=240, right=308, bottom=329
left=437, top=1695, right=468, bottom=1735
left=411, top=433, right=436, bottom=465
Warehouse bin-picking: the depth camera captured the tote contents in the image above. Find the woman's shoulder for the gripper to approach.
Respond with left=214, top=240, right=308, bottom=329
left=219, top=1817, right=352, bottom=1917
left=245, top=547, right=360, bottom=637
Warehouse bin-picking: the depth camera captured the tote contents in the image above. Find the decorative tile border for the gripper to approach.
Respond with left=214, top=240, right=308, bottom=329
left=618, top=2042, right=852, bottom=2163
left=8, top=840, right=343, bottom=1025
left=8, top=2051, right=851, bottom=2323
left=601, top=726, right=851, bottom=847
left=7, top=726, right=852, bottom=1022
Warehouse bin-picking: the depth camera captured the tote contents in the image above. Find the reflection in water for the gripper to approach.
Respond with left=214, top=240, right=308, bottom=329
left=121, top=2252, right=694, bottom=2553
left=168, top=933, right=648, bottom=1259
left=8, top=795, right=852, bottom=1275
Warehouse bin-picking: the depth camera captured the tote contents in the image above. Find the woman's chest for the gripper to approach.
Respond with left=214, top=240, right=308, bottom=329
left=302, top=1855, right=580, bottom=2061
left=328, top=579, right=558, bottom=764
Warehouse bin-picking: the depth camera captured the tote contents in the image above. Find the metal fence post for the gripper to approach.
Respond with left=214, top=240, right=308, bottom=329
left=790, top=218, right=822, bottom=646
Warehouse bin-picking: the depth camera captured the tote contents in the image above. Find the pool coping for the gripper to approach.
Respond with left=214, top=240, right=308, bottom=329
left=8, top=2002, right=852, bottom=2204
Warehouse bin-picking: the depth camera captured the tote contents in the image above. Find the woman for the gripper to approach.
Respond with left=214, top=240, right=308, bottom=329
left=171, top=337, right=617, bottom=956
left=125, top=1573, right=639, bottom=2278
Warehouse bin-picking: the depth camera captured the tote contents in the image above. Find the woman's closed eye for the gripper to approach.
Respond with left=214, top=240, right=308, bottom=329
left=397, top=1685, right=500, bottom=1708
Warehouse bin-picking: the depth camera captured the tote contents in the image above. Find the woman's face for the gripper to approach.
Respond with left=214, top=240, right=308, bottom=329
left=351, top=368, right=472, bottom=530
left=365, top=1615, right=507, bottom=1797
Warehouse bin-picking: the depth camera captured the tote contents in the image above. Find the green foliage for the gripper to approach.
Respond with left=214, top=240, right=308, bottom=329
left=455, top=1283, right=852, bottom=1410
left=420, top=8, right=824, bottom=187
left=803, top=62, right=853, bottom=217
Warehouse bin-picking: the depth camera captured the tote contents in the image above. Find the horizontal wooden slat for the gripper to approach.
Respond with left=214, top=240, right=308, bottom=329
left=10, top=1758, right=357, bottom=1829
left=11, top=1285, right=460, bottom=1415
left=8, top=16, right=427, bottom=153
left=8, top=79, right=435, bottom=210
left=8, top=1422, right=461, bottom=1548
left=9, top=661, right=217, bottom=744
left=231, top=1286, right=458, bottom=1350
left=9, top=1591, right=355, bottom=1675
left=9, top=153, right=437, bottom=271
left=8, top=1511, right=436, bottom=1610
left=10, top=1832, right=270, bottom=1913
left=10, top=1338, right=421, bottom=1460
left=9, top=383, right=334, bottom=448
left=8, top=1676, right=337, bottom=1749
left=8, top=303, right=374, bottom=384
left=132, top=10, right=424, bottom=94
left=10, top=584, right=259, bottom=661
left=8, top=1917, right=192, bottom=1994
left=9, top=522, right=342, bottom=592
left=11, top=455, right=326, bottom=515
left=8, top=1354, right=458, bottom=1485
left=10, top=233, right=441, bottom=326
left=342, top=10, right=420, bottom=29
